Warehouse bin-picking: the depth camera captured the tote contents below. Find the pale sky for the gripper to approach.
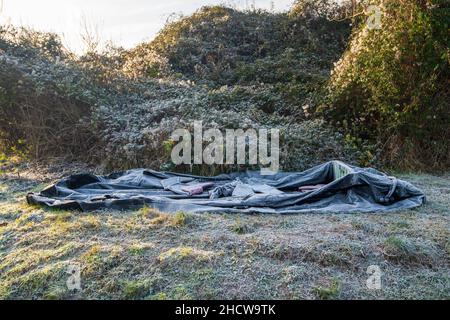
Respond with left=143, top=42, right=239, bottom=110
left=0, top=0, right=295, bottom=54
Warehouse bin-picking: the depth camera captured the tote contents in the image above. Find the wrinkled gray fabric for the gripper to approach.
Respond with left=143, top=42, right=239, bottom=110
left=26, top=161, right=426, bottom=213
left=210, top=181, right=237, bottom=199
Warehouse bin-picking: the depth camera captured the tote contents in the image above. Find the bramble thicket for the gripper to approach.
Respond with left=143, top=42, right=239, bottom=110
left=0, top=0, right=448, bottom=172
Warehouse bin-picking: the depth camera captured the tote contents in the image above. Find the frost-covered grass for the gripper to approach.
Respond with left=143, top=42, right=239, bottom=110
left=0, top=162, right=448, bottom=300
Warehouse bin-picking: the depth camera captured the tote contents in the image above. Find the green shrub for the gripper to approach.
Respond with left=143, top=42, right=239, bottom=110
left=313, top=278, right=341, bottom=299
left=323, top=0, right=449, bottom=170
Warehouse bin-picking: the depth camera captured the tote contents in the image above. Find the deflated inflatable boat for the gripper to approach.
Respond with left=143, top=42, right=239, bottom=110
left=26, top=161, right=426, bottom=213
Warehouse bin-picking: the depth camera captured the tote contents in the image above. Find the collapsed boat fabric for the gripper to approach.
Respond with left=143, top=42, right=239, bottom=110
left=26, top=161, right=426, bottom=213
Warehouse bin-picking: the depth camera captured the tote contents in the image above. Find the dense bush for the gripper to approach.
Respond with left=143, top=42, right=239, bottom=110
left=1, top=1, right=446, bottom=173
left=92, top=81, right=360, bottom=172
left=323, top=0, right=449, bottom=170
left=0, top=26, right=100, bottom=160
left=0, top=4, right=360, bottom=173
left=123, top=5, right=350, bottom=110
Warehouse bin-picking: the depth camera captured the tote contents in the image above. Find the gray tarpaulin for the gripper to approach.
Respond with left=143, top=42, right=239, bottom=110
left=26, top=161, right=426, bottom=213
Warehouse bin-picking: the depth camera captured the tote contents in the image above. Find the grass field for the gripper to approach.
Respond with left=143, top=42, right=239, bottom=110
left=0, top=162, right=449, bottom=300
